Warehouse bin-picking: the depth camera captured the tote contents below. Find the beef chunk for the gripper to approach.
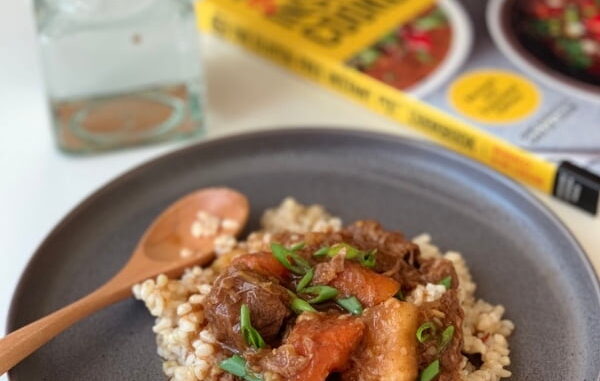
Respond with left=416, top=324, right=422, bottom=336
left=419, top=290, right=464, bottom=381
left=416, top=257, right=463, bottom=381
left=342, top=220, right=423, bottom=288
left=313, top=254, right=346, bottom=284
left=205, top=266, right=291, bottom=351
left=258, top=343, right=310, bottom=378
left=343, top=220, right=420, bottom=267
left=420, top=257, right=459, bottom=290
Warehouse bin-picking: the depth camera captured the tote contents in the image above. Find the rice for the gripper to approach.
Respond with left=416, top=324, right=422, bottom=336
left=134, top=198, right=513, bottom=381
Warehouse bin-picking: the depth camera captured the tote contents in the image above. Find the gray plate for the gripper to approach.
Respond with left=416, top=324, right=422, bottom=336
left=7, top=129, right=600, bottom=381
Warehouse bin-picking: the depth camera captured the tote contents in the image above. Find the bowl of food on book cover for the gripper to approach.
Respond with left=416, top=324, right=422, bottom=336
left=346, top=0, right=473, bottom=98
left=488, top=0, right=600, bottom=103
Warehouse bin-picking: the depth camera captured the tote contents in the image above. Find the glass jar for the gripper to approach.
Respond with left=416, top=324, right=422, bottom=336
left=34, top=0, right=204, bottom=153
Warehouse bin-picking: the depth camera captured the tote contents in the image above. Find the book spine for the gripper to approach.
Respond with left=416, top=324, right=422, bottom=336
left=197, top=1, right=600, bottom=214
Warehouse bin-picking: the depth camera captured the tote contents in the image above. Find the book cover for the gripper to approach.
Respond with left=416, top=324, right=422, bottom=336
left=197, top=0, right=600, bottom=214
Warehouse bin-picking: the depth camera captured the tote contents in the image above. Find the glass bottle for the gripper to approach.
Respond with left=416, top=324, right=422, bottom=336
left=34, top=0, right=204, bottom=153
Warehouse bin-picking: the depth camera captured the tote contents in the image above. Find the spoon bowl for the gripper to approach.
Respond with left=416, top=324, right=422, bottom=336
left=0, top=187, right=249, bottom=375
left=143, top=187, right=249, bottom=261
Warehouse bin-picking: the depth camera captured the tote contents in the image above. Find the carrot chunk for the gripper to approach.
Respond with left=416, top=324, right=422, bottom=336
left=286, top=313, right=365, bottom=381
left=329, top=262, right=400, bottom=307
left=231, top=252, right=290, bottom=279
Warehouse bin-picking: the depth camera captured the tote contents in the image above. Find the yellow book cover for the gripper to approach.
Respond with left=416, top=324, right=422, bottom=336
left=196, top=0, right=600, bottom=214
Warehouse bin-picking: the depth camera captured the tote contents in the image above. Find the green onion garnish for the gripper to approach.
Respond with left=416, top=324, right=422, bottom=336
left=565, top=4, right=580, bottom=23
left=219, top=355, right=246, bottom=377
left=414, top=9, right=446, bottom=31
left=395, top=290, right=405, bottom=301
left=327, top=243, right=362, bottom=259
left=240, top=304, right=266, bottom=349
left=219, top=355, right=263, bottom=381
left=336, top=296, right=363, bottom=315
left=420, top=359, right=440, bottom=381
left=416, top=50, right=433, bottom=64
left=359, top=249, right=377, bottom=268
left=439, top=276, right=452, bottom=290
left=291, top=297, right=317, bottom=314
left=303, top=285, right=339, bottom=304
left=416, top=322, right=436, bottom=343
left=357, top=48, right=380, bottom=67
left=327, top=243, right=377, bottom=268
left=313, top=246, right=329, bottom=257
left=271, top=242, right=311, bottom=275
left=296, top=268, right=314, bottom=292
left=290, top=241, right=306, bottom=251
left=287, top=290, right=317, bottom=314
left=439, top=325, right=455, bottom=351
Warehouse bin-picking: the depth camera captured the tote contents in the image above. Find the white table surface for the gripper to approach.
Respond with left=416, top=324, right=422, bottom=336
left=1, top=1, right=599, bottom=379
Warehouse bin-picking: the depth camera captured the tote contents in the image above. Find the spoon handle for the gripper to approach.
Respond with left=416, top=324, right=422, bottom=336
left=0, top=251, right=215, bottom=375
left=0, top=274, right=132, bottom=375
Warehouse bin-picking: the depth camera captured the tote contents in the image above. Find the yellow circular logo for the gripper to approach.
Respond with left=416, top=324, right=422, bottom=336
left=448, top=70, right=541, bottom=124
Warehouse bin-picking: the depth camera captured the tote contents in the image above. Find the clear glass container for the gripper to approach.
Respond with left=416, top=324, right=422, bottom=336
left=34, top=0, right=204, bottom=153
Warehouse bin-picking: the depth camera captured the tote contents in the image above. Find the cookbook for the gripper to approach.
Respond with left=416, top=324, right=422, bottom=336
left=196, top=0, right=600, bottom=214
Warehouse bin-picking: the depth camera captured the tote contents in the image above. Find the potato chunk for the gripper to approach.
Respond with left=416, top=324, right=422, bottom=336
left=342, top=298, right=419, bottom=381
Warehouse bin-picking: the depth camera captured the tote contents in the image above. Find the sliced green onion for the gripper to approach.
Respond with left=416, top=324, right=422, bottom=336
left=327, top=243, right=362, bottom=259
left=287, top=290, right=317, bottom=314
left=271, top=243, right=294, bottom=270
left=548, top=19, right=561, bottom=37
left=416, top=322, right=436, bottom=343
left=296, top=268, right=314, bottom=292
left=219, top=355, right=263, bottom=381
left=291, top=297, right=317, bottom=314
left=395, top=289, right=405, bottom=301
left=247, top=372, right=263, bottom=381
left=416, top=50, right=433, bottom=64
left=303, top=285, right=339, bottom=304
left=381, top=32, right=397, bottom=45
left=420, top=359, right=440, bottom=381
left=240, top=304, right=266, bottom=349
left=336, top=296, right=363, bottom=315
left=439, top=325, right=455, bottom=351
left=290, top=241, right=306, bottom=251
left=271, top=242, right=311, bottom=275
left=414, top=9, right=446, bottom=31
left=439, top=276, right=452, bottom=290
left=359, top=249, right=377, bottom=268
left=357, top=48, right=380, bottom=67
left=219, top=355, right=246, bottom=377
left=565, top=4, right=580, bottom=23
left=313, top=246, right=329, bottom=257
left=327, top=243, right=377, bottom=268
left=245, top=373, right=263, bottom=381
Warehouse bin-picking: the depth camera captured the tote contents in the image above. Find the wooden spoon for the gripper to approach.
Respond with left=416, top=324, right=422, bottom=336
left=0, top=187, right=249, bottom=375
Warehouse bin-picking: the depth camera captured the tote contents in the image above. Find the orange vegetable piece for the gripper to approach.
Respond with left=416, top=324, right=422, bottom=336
left=329, top=262, right=400, bottom=307
left=231, top=252, right=289, bottom=279
left=341, top=298, right=419, bottom=381
left=286, top=314, right=365, bottom=381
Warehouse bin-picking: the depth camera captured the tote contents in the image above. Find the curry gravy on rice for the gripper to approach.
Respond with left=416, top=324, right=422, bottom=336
left=133, top=198, right=513, bottom=381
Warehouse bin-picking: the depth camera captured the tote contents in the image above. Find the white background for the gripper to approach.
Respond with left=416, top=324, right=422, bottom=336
left=1, top=1, right=599, bottom=379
